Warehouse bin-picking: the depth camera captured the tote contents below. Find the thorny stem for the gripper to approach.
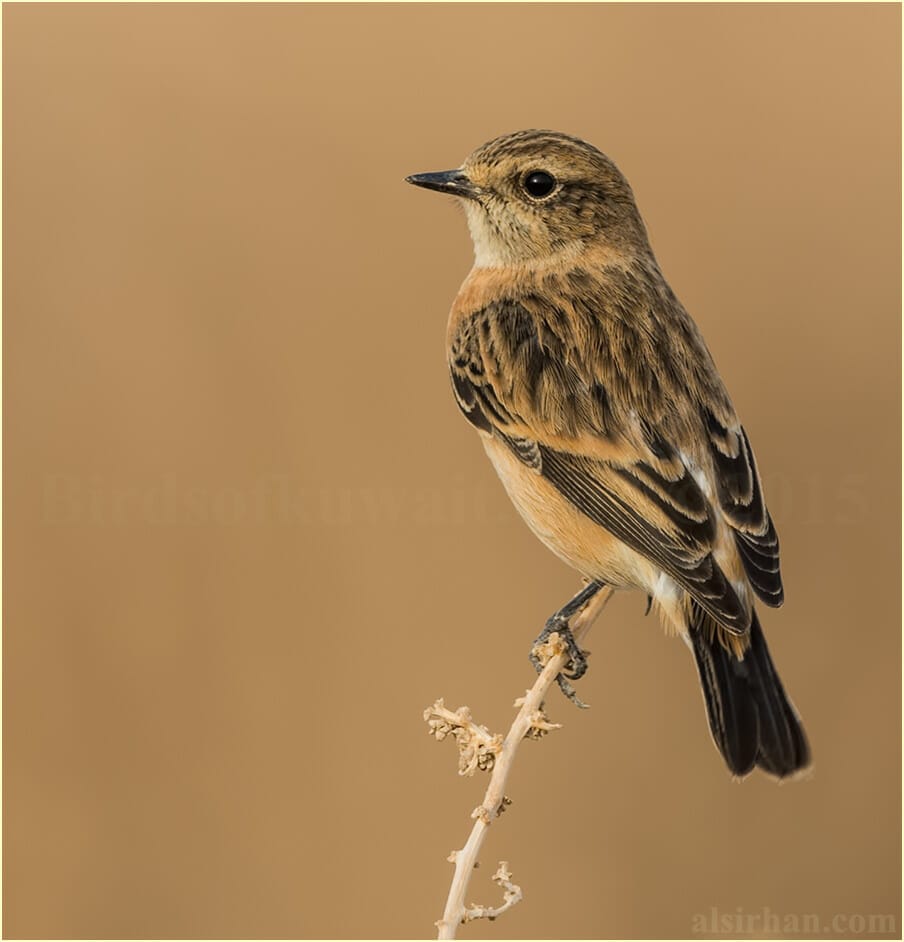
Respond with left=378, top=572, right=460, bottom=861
left=432, top=586, right=615, bottom=939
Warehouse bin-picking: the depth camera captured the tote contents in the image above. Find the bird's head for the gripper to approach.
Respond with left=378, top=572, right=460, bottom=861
left=407, top=129, right=651, bottom=268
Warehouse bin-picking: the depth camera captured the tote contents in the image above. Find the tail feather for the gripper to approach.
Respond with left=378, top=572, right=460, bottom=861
left=689, top=606, right=810, bottom=779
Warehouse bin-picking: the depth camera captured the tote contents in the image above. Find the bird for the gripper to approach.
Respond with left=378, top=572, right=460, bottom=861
left=406, top=129, right=810, bottom=780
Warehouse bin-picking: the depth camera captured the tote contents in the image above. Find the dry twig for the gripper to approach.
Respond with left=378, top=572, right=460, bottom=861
left=426, top=585, right=615, bottom=939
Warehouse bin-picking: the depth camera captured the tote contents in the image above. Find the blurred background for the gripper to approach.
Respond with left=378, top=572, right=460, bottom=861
left=4, top=4, right=900, bottom=939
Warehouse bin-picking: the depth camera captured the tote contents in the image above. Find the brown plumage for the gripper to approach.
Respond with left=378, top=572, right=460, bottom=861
left=407, top=129, right=809, bottom=779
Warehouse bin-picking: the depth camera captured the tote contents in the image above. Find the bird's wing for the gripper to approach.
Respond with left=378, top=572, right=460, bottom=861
left=449, top=299, right=755, bottom=634
left=534, top=444, right=751, bottom=633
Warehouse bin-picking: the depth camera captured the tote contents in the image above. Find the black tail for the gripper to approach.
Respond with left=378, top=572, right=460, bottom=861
left=689, top=607, right=810, bottom=779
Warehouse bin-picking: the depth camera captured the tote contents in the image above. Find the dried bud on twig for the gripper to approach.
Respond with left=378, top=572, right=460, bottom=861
left=424, top=699, right=503, bottom=776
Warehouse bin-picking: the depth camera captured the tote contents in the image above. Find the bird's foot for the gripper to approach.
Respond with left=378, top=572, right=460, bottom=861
left=537, top=615, right=588, bottom=680
left=530, top=615, right=590, bottom=708
left=529, top=580, right=604, bottom=709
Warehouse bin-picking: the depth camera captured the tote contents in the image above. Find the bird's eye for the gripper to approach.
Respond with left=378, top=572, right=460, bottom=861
left=522, top=170, right=557, bottom=199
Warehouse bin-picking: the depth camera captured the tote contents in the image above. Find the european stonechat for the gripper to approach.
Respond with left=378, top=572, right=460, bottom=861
left=408, top=130, right=809, bottom=779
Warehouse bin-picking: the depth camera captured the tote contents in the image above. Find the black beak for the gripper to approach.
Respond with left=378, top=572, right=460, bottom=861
left=405, top=169, right=478, bottom=200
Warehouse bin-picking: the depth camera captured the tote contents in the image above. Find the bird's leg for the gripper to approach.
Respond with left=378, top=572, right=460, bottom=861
left=530, top=581, right=606, bottom=703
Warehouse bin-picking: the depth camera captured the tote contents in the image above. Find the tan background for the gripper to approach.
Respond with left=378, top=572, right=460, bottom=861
left=4, top=4, right=901, bottom=939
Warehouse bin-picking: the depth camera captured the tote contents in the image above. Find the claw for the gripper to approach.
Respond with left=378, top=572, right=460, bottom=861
left=555, top=621, right=588, bottom=680
left=555, top=673, right=590, bottom=710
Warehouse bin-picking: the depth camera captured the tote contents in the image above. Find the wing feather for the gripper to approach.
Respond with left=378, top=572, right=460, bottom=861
left=702, top=409, right=784, bottom=606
